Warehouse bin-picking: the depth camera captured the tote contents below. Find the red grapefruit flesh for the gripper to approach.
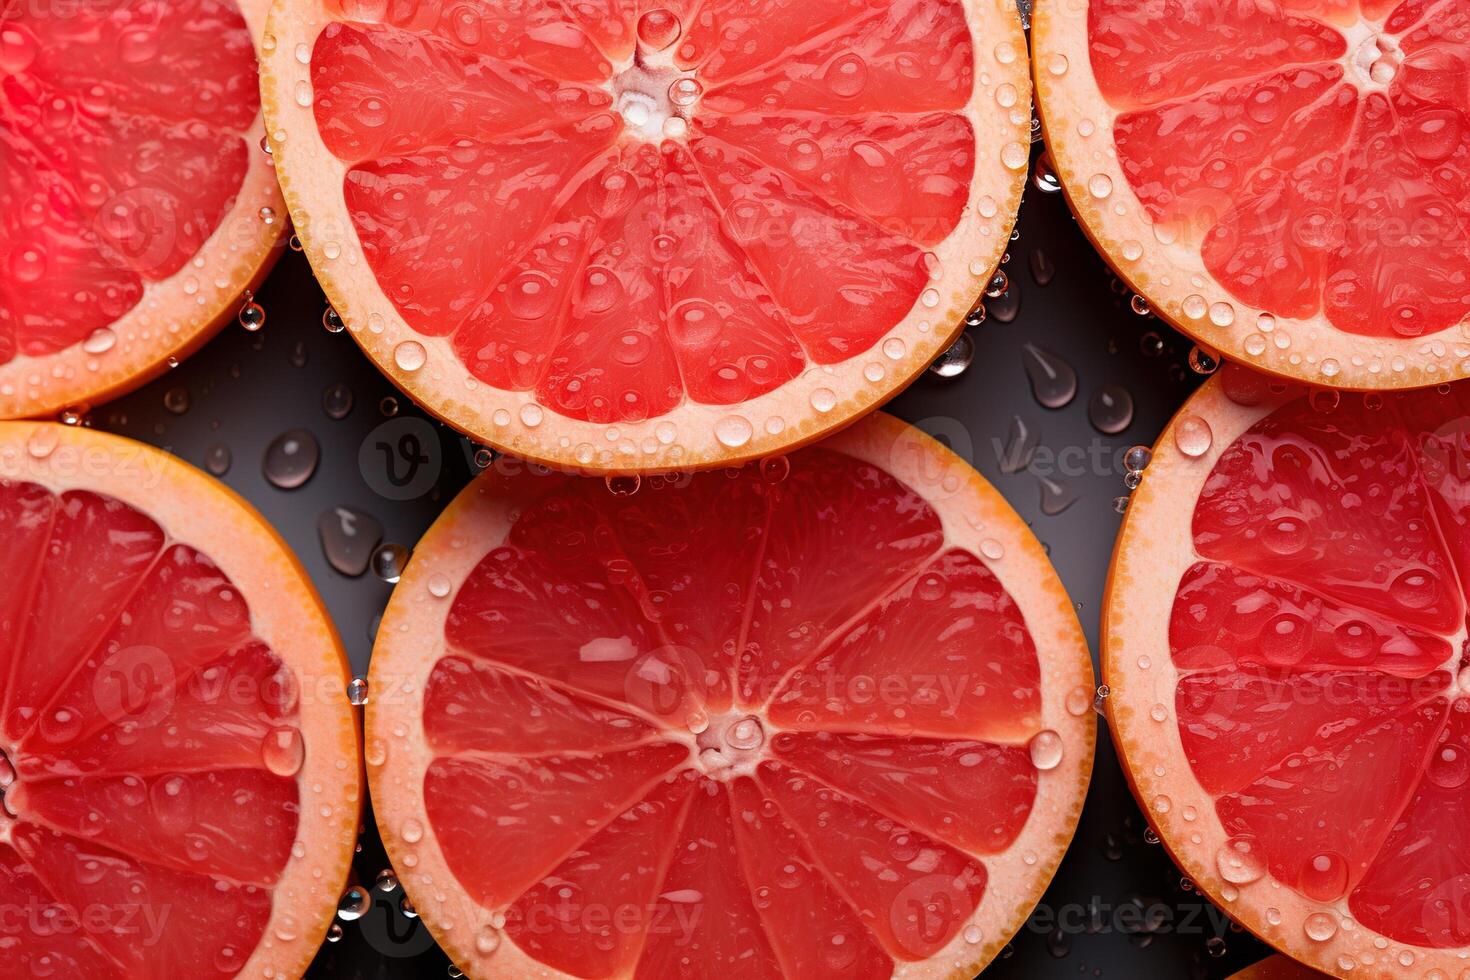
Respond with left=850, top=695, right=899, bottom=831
left=0, top=0, right=285, bottom=418
left=365, top=412, right=1094, bottom=978
left=260, top=0, right=1032, bottom=472
left=1034, top=0, right=1470, bottom=388
left=0, top=422, right=359, bottom=978
left=1107, top=368, right=1470, bottom=976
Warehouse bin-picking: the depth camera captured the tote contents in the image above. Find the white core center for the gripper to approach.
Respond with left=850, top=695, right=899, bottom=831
left=608, top=56, right=700, bottom=143
left=1340, top=20, right=1405, bottom=93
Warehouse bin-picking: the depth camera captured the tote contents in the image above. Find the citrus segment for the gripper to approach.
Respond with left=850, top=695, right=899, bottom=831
left=1035, top=0, right=1470, bottom=387
left=366, top=413, right=1093, bottom=978
left=0, top=0, right=284, bottom=416
left=503, top=775, right=695, bottom=978
left=1106, top=372, right=1470, bottom=975
left=0, top=423, right=359, bottom=978
left=262, top=0, right=1031, bottom=471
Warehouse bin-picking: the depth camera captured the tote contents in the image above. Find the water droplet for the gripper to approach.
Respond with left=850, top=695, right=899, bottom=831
left=1087, top=173, right=1113, bottom=199
left=322, top=381, right=354, bottom=420
left=28, top=426, right=61, bottom=460
left=401, top=818, right=424, bottom=844
left=1000, top=142, right=1028, bottom=171
left=82, top=327, right=117, bottom=354
left=1088, top=385, right=1134, bottom=435
left=1037, top=474, right=1079, bottom=516
left=263, top=429, right=320, bottom=490
left=238, top=301, right=266, bottom=332
left=1304, top=911, right=1338, bottom=942
left=475, top=926, right=502, bottom=956
left=1028, top=730, right=1064, bottom=770
left=372, top=543, right=412, bottom=584
left=337, top=886, right=370, bottom=922
left=204, top=444, right=232, bottom=476
left=322, top=306, right=345, bottom=333
left=318, top=506, right=384, bottom=578
left=1216, top=838, right=1266, bottom=885
left=636, top=8, right=680, bottom=50
left=1021, top=344, right=1077, bottom=409
left=1173, top=415, right=1213, bottom=457
left=1124, top=446, right=1152, bottom=472
left=1391, top=568, right=1439, bottom=610
left=668, top=77, right=702, bottom=108
left=393, top=341, right=426, bottom=372
left=262, top=726, right=304, bottom=777
left=606, top=474, right=641, bottom=496
left=929, top=335, right=973, bottom=378
left=426, top=573, right=453, bottom=599
left=825, top=53, right=868, bottom=97
left=714, top=415, right=752, bottom=448
left=325, top=923, right=343, bottom=943
left=1065, top=686, right=1091, bottom=716
left=163, top=387, right=190, bottom=415
left=1299, top=851, right=1349, bottom=901
left=999, top=415, right=1038, bottom=474
left=347, top=676, right=369, bottom=706
left=1029, top=247, right=1056, bottom=285
left=1428, top=743, right=1470, bottom=790
left=1187, top=345, right=1220, bottom=375
left=725, top=716, right=765, bottom=751
left=988, top=281, right=1022, bottom=323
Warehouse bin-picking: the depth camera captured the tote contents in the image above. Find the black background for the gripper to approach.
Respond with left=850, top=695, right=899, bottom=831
left=89, top=147, right=1280, bottom=979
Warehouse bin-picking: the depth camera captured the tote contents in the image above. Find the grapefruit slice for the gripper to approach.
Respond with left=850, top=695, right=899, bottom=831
left=1105, top=368, right=1470, bottom=976
left=1232, top=957, right=1327, bottom=980
left=260, top=0, right=1032, bottom=473
left=0, top=422, right=359, bottom=977
left=0, top=0, right=286, bottom=418
left=365, top=412, right=1094, bottom=978
left=1033, top=0, right=1470, bottom=389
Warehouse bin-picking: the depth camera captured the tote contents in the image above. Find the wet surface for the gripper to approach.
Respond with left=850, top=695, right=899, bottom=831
left=94, top=163, right=1268, bottom=977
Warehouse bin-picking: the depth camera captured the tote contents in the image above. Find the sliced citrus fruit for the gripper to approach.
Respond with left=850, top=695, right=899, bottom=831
left=0, top=422, right=359, bottom=977
left=260, top=0, right=1031, bottom=473
left=0, top=0, right=286, bottom=418
left=1033, top=0, right=1470, bottom=389
left=365, top=411, right=1093, bottom=978
left=1232, top=956, right=1327, bottom=980
left=1105, top=367, right=1470, bottom=976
